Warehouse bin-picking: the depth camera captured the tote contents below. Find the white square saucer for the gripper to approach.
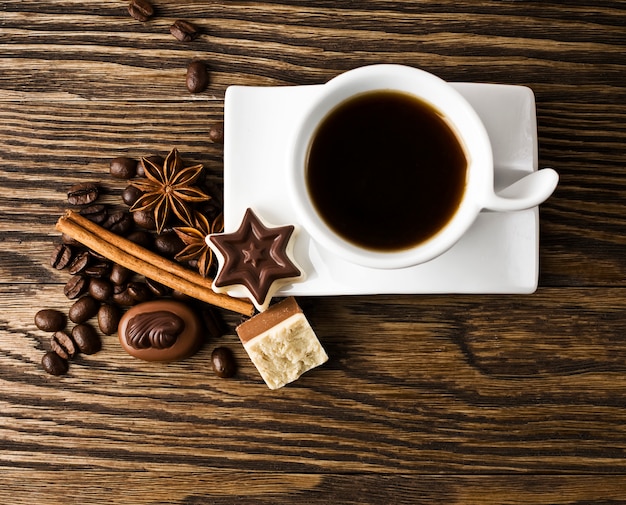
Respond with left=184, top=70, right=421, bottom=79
left=223, top=82, right=540, bottom=296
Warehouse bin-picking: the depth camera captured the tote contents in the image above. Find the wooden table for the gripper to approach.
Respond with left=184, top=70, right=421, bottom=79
left=1, top=1, right=625, bottom=503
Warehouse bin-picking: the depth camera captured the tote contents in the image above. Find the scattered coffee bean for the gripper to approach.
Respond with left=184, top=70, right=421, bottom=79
left=79, top=204, right=108, bottom=225
left=72, top=323, right=101, bottom=355
left=64, top=274, right=89, bottom=299
left=110, top=156, right=138, bottom=179
left=50, top=244, right=73, bottom=270
left=84, top=262, right=111, bottom=279
left=34, top=309, right=66, bottom=332
left=103, top=210, right=133, bottom=235
left=211, top=347, right=237, bottom=378
left=132, top=209, right=156, bottom=230
left=51, top=330, right=77, bottom=360
left=68, top=251, right=91, bottom=275
left=122, top=185, right=143, bottom=206
left=154, top=231, right=184, bottom=257
left=67, top=182, right=99, bottom=206
left=208, top=125, right=224, bottom=144
left=186, top=60, right=209, bottom=93
left=69, top=296, right=100, bottom=324
left=42, top=351, right=68, bottom=376
left=89, top=278, right=113, bottom=301
left=110, top=263, right=131, bottom=285
left=127, top=0, right=154, bottom=22
left=170, top=20, right=199, bottom=41
left=98, top=304, right=120, bottom=335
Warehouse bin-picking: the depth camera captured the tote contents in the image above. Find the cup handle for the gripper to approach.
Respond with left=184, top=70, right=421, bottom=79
left=483, top=168, right=559, bottom=212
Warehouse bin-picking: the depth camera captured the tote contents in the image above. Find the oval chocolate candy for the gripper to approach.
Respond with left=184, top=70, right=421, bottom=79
left=118, top=300, right=202, bottom=361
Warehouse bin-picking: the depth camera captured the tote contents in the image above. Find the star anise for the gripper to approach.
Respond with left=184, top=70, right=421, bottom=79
left=174, top=211, right=223, bottom=278
left=130, top=148, right=210, bottom=233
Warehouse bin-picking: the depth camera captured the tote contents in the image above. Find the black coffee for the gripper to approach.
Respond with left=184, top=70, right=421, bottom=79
left=306, top=90, right=467, bottom=252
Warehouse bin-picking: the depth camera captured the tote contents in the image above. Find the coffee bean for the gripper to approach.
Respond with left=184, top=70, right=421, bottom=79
left=110, top=156, right=138, bottom=179
left=103, top=210, right=133, bottom=235
left=197, top=198, right=222, bottom=224
left=110, top=263, right=131, bottom=285
left=51, top=330, right=77, bottom=360
left=128, top=281, right=151, bottom=303
left=201, top=307, right=227, bottom=339
left=64, top=274, right=88, bottom=299
left=143, top=155, right=164, bottom=167
left=170, top=20, right=199, bottom=41
left=172, top=290, right=193, bottom=302
left=98, top=304, right=120, bottom=335
left=122, top=185, right=143, bottom=206
left=113, top=283, right=126, bottom=295
left=145, top=278, right=171, bottom=297
left=201, top=179, right=221, bottom=199
left=135, top=161, right=145, bottom=177
left=80, top=204, right=108, bottom=225
left=112, top=288, right=136, bottom=307
left=72, top=323, right=101, bottom=355
left=208, top=125, right=224, bottom=144
left=68, top=251, right=91, bottom=275
left=132, top=209, right=156, bottom=230
left=126, top=230, right=153, bottom=248
left=50, top=244, right=73, bottom=269
left=87, top=250, right=107, bottom=262
left=154, top=231, right=184, bottom=257
left=89, top=278, right=113, bottom=301
left=42, top=351, right=68, bottom=376
left=211, top=347, right=237, bottom=378
left=35, top=309, right=66, bottom=332
left=61, top=233, right=82, bottom=247
left=84, top=262, right=111, bottom=279
left=186, top=60, right=209, bottom=93
left=128, top=0, right=154, bottom=22
left=69, top=296, right=100, bottom=324
left=138, top=155, right=163, bottom=178
left=67, top=182, right=99, bottom=206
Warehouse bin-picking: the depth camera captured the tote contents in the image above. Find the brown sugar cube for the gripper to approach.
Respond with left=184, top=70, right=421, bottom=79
left=236, top=297, right=328, bottom=390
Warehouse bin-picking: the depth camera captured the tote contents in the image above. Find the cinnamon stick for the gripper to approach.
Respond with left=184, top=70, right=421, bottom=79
left=56, top=210, right=255, bottom=317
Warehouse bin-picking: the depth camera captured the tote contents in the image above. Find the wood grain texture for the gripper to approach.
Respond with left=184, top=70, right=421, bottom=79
left=1, top=1, right=625, bottom=503
left=2, top=472, right=626, bottom=505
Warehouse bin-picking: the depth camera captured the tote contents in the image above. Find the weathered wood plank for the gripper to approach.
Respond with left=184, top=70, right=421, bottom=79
left=0, top=471, right=625, bottom=505
left=2, top=285, right=625, bottom=474
left=1, top=2, right=625, bottom=502
left=0, top=1, right=624, bottom=100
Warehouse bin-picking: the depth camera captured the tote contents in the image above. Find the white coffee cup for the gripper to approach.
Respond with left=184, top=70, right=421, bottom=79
left=287, top=64, right=558, bottom=269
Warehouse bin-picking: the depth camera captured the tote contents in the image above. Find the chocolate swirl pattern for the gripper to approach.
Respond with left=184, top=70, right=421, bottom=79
left=126, top=311, right=184, bottom=350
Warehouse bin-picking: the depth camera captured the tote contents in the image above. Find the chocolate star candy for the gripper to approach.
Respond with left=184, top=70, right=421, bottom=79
left=206, top=208, right=304, bottom=312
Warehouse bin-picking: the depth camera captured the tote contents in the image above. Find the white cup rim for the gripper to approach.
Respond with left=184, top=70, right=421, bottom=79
left=287, top=64, right=493, bottom=269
